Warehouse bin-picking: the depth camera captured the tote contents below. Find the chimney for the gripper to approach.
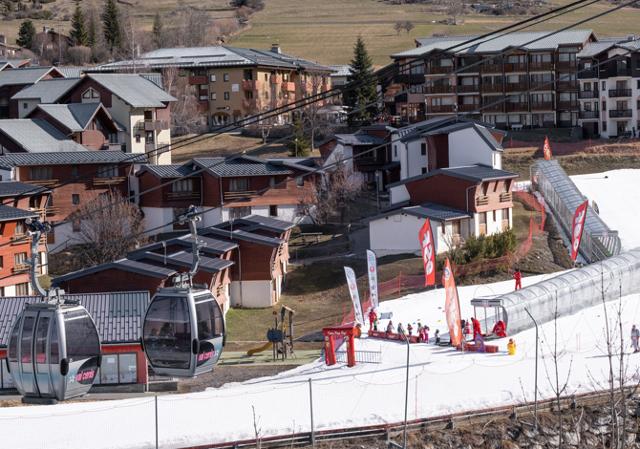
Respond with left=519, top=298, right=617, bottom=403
left=271, top=43, right=281, bottom=54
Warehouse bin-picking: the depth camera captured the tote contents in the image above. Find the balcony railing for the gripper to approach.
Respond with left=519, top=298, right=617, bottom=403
left=530, top=82, right=553, bottom=91
left=10, top=234, right=27, bottom=246
left=579, top=110, right=600, bottom=120
left=557, top=81, right=579, bottom=90
left=394, top=74, right=425, bottom=85
left=482, top=102, right=505, bottom=113
left=482, top=84, right=504, bottom=93
left=281, top=81, right=296, bottom=92
left=136, top=120, right=169, bottom=131
left=93, top=176, right=126, bottom=186
left=556, top=60, right=577, bottom=71
left=427, top=104, right=456, bottom=114
left=505, top=83, right=528, bottom=92
left=506, top=102, right=529, bottom=112
left=456, top=84, right=480, bottom=93
left=223, top=190, right=258, bottom=201
left=12, top=263, right=30, bottom=273
left=578, top=69, right=597, bottom=79
left=499, top=192, right=512, bottom=203
left=529, top=61, right=554, bottom=71
left=188, top=75, right=208, bottom=85
left=609, top=109, right=633, bottom=118
left=241, top=79, right=257, bottom=91
left=557, top=101, right=578, bottom=110
left=579, top=90, right=598, bottom=99
left=609, top=89, right=632, bottom=98
left=558, top=120, right=574, bottom=128
left=504, top=62, right=527, bottom=72
left=25, top=179, right=58, bottom=187
left=425, top=84, right=454, bottom=94
left=476, top=196, right=489, bottom=206
left=531, top=102, right=554, bottom=111
left=481, top=63, right=503, bottom=73
left=457, top=104, right=479, bottom=112
left=429, top=65, right=454, bottom=74
left=166, top=191, right=201, bottom=200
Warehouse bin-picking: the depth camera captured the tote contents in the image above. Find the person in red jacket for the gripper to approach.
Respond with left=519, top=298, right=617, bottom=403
left=513, top=269, right=522, bottom=291
left=368, top=308, right=378, bottom=331
left=471, top=317, right=482, bottom=340
left=492, top=320, right=507, bottom=338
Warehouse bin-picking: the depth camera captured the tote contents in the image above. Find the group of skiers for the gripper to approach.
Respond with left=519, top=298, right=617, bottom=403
left=368, top=308, right=440, bottom=343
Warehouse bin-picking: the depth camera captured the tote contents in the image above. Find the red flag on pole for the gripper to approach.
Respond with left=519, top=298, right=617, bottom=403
left=442, top=258, right=463, bottom=348
left=418, top=219, right=436, bottom=286
left=543, top=136, right=552, bottom=160
left=570, top=200, right=589, bottom=262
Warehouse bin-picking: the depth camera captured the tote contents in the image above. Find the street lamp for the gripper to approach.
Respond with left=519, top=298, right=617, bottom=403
left=389, top=332, right=411, bottom=449
left=524, top=307, right=539, bottom=429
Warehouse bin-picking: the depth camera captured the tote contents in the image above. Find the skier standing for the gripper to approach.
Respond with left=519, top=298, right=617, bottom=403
left=368, top=308, right=378, bottom=331
left=513, top=269, right=522, bottom=291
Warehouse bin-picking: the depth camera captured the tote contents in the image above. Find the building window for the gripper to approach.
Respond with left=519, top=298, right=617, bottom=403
left=23, top=102, right=28, bottom=109
left=0, top=255, right=3, bottom=269
left=210, top=74, right=216, bottom=82
left=172, top=179, right=193, bottom=193
left=81, top=88, right=100, bottom=101
left=296, top=176, right=304, bottom=187
left=269, top=205, right=278, bottom=217
left=71, top=166, right=79, bottom=177
left=602, top=121, right=607, bottom=132
left=98, top=353, right=137, bottom=385
left=135, top=134, right=141, bottom=143
left=210, top=92, right=217, bottom=100
left=14, top=252, right=27, bottom=266
left=243, top=69, right=253, bottom=81
left=72, top=194, right=80, bottom=205
left=637, top=80, right=640, bottom=89
left=229, top=178, right=249, bottom=192
left=223, top=73, right=230, bottom=82
left=97, top=165, right=118, bottom=178
left=224, top=92, right=230, bottom=101
left=15, top=221, right=24, bottom=235
left=229, top=206, right=251, bottom=220
left=421, top=167, right=427, bottom=174
left=602, top=81, right=606, bottom=91
left=245, top=90, right=253, bottom=100
left=15, top=282, right=29, bottom=296
left=420, top=143, right=426, bottom=156
left=29, top=167, right=53, bottom=181
left=72, top=219, right=81, bottom=232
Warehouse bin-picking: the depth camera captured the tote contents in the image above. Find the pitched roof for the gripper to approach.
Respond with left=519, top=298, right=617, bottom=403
left=53, top=258, right=178, bottom=285
left=0, top=291, right=151, bottom=346
left=335, top=133, right=386, bottom=146
left=192, top=156, right=293, bottom=177
left=0, top=181, right=49, bottom=197
left=11, top=77, right=81, bottom=102
left=371, top=202, right=471, bottom=222
left=87, top=73, right=176, bottom=108
left=0, top=204, right=38, bottom=222
left=577, top=36, right=640, bottom=58
left=205, top=227, right=283, bottom=247
left=0, top=66, right=60, bottom=87
left=33, top=103, right=113, bottom=132
left=138, top=251, right=235, bottom=274
left=0, top=119, right=88, bottom=152
left=389, top=164, right=518, bottom=188
left=329, top=65, right=353, bottom=77
left=131, top=234, right=238, bottom=256
left=393, top=29, right=594, bottom=58
left=235, top=214, right=295, bottom=232
left=137, top=163, right=196, bottom=178
left=0, top=150, right=147, bottom=168
left=95, top=46, right=333, bottom=73
left=412, top=121, right=504, bottom=152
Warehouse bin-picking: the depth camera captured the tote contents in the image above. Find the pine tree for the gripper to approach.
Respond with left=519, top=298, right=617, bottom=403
left=87, top=12, right=97, bottom=49
left=102, top=0, right=122, bottom=52
left=288, top=119, right=311, bottom=157
left=344, top=36, right=379, bottom=126
left=152, top=12, right=163, bottom=49
left=16, top=19, right=36, bottom=49
left=70, top=1, right=88, bottom=46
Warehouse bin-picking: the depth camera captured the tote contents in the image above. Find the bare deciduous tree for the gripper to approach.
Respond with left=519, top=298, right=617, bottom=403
left=163, top=67, right=207, bottom=135
left=301, top=74, right=333, bottom=151
left=72, top=190, right=148, bottom=268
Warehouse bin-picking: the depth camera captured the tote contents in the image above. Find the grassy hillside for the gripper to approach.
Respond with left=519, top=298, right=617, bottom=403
left=231, top=0, right=640, bottom=65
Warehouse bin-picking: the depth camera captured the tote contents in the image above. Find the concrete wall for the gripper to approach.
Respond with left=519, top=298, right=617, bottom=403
left=448, top=128, right=498, bottom=168
left=389, top=185, right=410, bottom=206
left=405, top=139, right=428, bottom=178
left=141, top=207, right=174, bottom=235
left=229, top=279, right=273, bottom=308
left=17, top=99, right=40, bottom=118
left=369, top=213, right=451, bottom=257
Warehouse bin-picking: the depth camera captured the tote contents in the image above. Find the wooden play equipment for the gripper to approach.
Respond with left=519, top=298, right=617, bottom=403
left=265, top=306, right=295, bottom=361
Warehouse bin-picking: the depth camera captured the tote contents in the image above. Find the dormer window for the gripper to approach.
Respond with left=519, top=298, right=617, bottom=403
left=82, top=88, right=100, bottom=102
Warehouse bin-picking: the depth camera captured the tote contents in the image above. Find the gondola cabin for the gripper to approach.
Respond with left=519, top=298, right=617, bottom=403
left=142, top=287, right=224, bottom=378
left=7, top=302, right=101, bottom=403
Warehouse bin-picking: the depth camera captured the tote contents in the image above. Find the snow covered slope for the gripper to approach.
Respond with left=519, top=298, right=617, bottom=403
left=3, top=273, right=640, bottom=449
left=572, top=169, right=640, bottom=250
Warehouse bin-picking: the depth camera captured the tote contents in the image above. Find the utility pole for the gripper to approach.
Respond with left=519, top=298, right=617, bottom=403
left=525, top=307, right=539, bottom=429
left=388, top=332, right=410, bottom=449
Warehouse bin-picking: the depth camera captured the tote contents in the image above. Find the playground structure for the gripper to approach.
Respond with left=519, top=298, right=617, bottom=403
left=245, top=306, right=295, bottom=361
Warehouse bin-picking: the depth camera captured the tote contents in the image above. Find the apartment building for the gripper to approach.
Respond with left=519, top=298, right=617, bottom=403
left=388, top=30, right=596, bottom=129
left=577, top=37, right=640, bottom=138
left=96, top=45, right=333, bottom=128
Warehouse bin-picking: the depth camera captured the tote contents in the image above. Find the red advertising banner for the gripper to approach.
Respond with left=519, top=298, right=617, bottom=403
left=442, top=258, right=463, bottom=347
left=418, top=219, right=436, bottom=286
left=543, top=136, right=552, bottom=161
left=571, top=200, right=589, bottom=262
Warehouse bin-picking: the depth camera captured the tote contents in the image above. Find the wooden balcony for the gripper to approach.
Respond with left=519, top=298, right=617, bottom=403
left=481, top=63, right=503, bottom=73
left=223, top=190, right=258, bottom=201
left=188, top=75, right=208, bottom=85
left=45, top=206, right=60, bottom=216
left=457, top=104, right=479, bottom=112
left=476, top=196, right=489, bottom=206
left=10, top=234, right=27, bottom=246
left=427, top=104, right=455, bottom=114
left=12, top=263, right=30, bottom=273
left=530, top=82, right=553, bottom=91
left=579, top=110, right=599, bottom=120
left=529, top=61, right=554, bottom=71
left=242, top=79, right=257, bottom=91
left=531, top=102, right=554, bottom=111
left=482, top=84, right=504, bottom=93
left=24, top=179, right=58, bottom=187
left=557, top=81, right=578, bottom=91
left=506, top=102, right=529, bottom=112
left=557, top=101, right=578, bottom=110
left=556, top=60, right=577, bottom=71
left=281, top=81, right=296, bottom=92
left=505, top=83, right=528, bottom=92
left=166, top=191, right=201, bottom=201
left=425, top=84, right=454, bottom=94
left=579, top=90, right=598, bottom=99
left=504, top=62, right=527, bottom=72
left=482, top=102, right=505, bottom=113
left=456, top=84, right=480, bottom=93
left=429, top=65, right=454, bottom=74
left=394, top=74, right=425, bottom=85
left=499, top=192, right=512, bottom=203
left=136, top=120, right=169, bottom=131
left=269, top=75, right=281, bottom=84
left=609, top=109, right=633, bottom=118
left=93, top=176, right=126, bottom=186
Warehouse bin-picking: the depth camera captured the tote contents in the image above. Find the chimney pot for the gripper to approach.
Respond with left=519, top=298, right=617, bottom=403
left=271, top=44, right=281, bottom=54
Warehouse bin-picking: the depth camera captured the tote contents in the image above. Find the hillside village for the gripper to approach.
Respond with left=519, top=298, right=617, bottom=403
left=1, top=1, right=640, bottom=449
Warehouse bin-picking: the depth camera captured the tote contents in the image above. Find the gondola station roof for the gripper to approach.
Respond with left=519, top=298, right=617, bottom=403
left=0, top=291, right=150, bottom=347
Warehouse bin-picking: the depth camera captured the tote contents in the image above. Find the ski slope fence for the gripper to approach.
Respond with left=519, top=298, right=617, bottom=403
left=531, top=159, right=621, bottom=263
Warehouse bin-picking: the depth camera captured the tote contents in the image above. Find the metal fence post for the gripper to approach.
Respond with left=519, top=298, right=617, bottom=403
left=309, top=378, right=315, bottom=447
left=155, top=395, right=159, bottom=449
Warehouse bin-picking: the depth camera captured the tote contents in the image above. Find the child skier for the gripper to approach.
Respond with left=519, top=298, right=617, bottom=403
left=397, top=322, right=405, bottom=335
left=507, top=338, right=516, bottom=356
left=386, top=321, right=394, bottom=335
left=368, top=308, right=378, bottom=331
left=513, top=269, right=522, bottom=291
left=407, top=323, right=413, bottom=337
left=434, top=329, right=440, bottom=344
